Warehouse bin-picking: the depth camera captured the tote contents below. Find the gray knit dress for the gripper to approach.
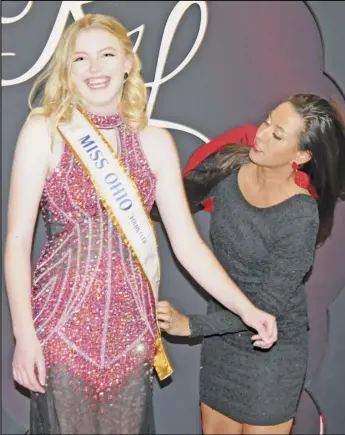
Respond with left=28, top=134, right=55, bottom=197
left=189, top=169, right=319, bottom=426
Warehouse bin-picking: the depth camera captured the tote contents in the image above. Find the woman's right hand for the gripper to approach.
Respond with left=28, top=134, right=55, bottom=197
left=12, top=333, right=46, bottom=394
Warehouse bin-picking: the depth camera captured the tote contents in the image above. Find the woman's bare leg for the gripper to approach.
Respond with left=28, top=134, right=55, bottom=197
left=201, top=402, right=242, bottom=434
left=242, top=419, right=293, bottom=435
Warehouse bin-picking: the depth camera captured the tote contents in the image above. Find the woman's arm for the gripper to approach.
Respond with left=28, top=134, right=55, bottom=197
left=140, top=126, right=277, bottom=344
left=151, top=153, right=223, bottom=221
left=150, top=124, right=257, bottom=221
left=4, top=115, right=51, bottom=392
left=244, top=212, right=319, bottom=319
left=157, top=301, right=248, bottom=337
left=157, top=210, right=319, bottom=339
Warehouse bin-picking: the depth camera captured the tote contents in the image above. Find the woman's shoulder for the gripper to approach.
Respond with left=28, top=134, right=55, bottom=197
left=274, top=195, right=319, bottom=242
left=139, top=125, right=174, bottom=148
left=285, top=193, right=319, bottom=218
left=13, top=113, right=61, bottom=172
left=17, top=112, right=51, bottom=146
left=24, top=112, right=50, bottom=130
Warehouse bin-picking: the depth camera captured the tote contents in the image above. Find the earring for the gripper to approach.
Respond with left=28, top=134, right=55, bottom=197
left=291, top=161, right=310, bottom=189
left=291, top=161, right=318, bottom=198
left=124, top=72, right=129, bottom=81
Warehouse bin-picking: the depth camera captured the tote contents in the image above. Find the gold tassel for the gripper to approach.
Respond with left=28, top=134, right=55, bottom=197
left=154, top=336, right=173, bottom=380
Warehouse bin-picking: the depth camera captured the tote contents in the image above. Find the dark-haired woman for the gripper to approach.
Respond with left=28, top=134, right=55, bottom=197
left=154, top=94, right=345, bottom=434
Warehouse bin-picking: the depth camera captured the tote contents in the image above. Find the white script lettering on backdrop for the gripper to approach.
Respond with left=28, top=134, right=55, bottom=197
left=2, top=0, right=210, bottom=142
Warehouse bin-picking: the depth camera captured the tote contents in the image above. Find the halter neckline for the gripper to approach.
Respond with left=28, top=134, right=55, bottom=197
left=88, top=111, right=123, bottom=129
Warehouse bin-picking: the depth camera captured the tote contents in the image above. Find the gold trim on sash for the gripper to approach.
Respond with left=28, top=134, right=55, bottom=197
left=57, top=113, right=173, bottom=381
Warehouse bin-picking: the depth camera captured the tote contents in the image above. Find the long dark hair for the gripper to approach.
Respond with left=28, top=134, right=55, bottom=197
left=185, top=94, right=345, bottom=244
left=288, top=94, right=345, bottom=242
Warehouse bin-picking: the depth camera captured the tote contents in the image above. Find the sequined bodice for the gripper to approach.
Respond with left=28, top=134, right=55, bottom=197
left=31, top=112, right=157, bottom=394
left=42, top=112, right=155, bottom=226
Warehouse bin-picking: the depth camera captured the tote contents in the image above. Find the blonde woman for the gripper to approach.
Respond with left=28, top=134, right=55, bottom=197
left=4, top=14, right=277, bottom=434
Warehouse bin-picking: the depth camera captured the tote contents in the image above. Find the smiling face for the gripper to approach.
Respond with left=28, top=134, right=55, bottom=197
left=250, top=102, right=311, bottom=169
left=71, top=28, right=132, bottom=114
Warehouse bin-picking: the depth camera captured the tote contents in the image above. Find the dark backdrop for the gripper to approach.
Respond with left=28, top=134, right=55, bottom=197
left=2, top=1, right=345, bottom=433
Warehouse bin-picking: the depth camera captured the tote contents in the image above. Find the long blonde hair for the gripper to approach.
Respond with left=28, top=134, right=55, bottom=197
left=29, top=14, right=148, bottom=137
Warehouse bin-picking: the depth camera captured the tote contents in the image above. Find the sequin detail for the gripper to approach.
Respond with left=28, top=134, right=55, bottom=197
left=32, top=113, right=157, bottom=402
left=87, top=111, right=124, bottom=129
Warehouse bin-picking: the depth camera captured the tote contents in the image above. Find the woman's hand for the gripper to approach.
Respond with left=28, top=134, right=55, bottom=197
left=240, top=304, right=278, bottom=349
left=12, top=332, right=46, bottom=393
left=157, top=301, right=191, bottom=336
left=157, top=300, right=278, bottom=349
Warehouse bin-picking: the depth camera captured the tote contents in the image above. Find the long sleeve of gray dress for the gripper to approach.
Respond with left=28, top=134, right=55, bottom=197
left=189, top=213, right=319, bottom=338
left=188, top=311, right=248, bottom=337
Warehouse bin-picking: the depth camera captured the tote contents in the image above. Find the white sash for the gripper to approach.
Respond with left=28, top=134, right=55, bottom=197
left=58, top=109, right=172, bottom=380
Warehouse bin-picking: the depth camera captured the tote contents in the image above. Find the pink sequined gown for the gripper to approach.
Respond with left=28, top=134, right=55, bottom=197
left=30, top=113, right=158, bottom=434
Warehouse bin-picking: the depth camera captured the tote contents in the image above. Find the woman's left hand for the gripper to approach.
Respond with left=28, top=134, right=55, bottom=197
left=240, top=304, right=278, bottom=349
left=157, top=301, right=191, bottom=336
